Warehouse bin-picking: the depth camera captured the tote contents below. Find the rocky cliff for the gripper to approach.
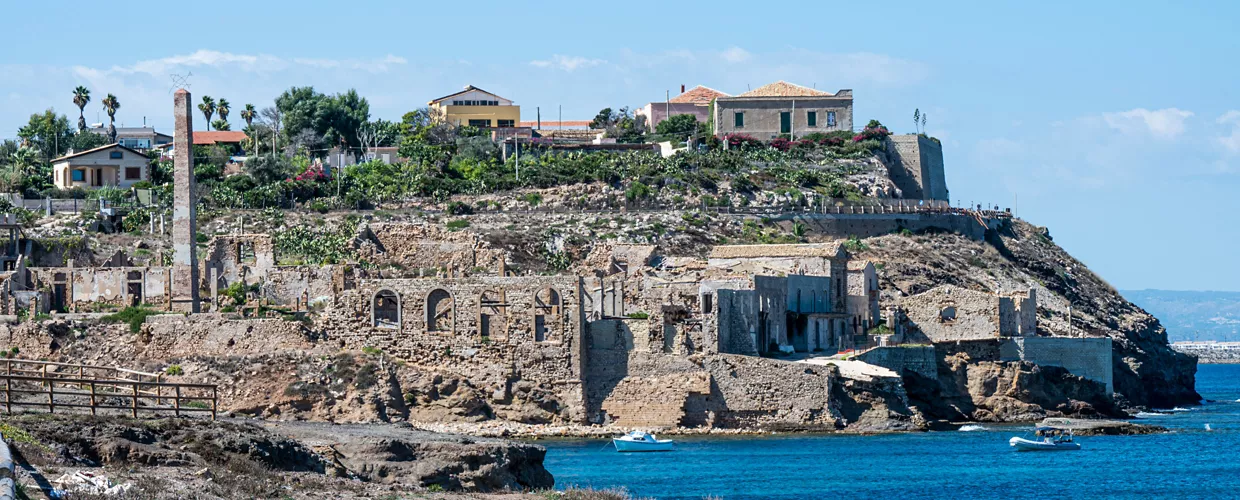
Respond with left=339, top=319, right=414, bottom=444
left=851, top=220, right=1200, bottom=410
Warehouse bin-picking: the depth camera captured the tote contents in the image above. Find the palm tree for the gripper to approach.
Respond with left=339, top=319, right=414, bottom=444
left=240, top=104, right=256, bottom=128
left=216, top=98, right=231, bottom=127
left=198, top=96, right=216, bottom=130
left=72, top=86, right=91, bottom=132
left=101, top=94, right=120, bottom=143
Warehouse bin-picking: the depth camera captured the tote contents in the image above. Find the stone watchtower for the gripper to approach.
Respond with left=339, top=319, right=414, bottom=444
left=172, top=89, right=200, bottom=312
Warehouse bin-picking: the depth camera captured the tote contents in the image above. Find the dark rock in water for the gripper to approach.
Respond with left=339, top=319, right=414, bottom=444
left=1037, top=418, right=1167, bottom=436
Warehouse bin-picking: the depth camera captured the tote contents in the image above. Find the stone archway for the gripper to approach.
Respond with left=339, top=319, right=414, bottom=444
left=372, top=289, right=401, bottom=329
left=533, top=288, right=561, bottom=342
left=427, top=288, right=455, bottom=333
left=479, top=289, right=506, bottom=340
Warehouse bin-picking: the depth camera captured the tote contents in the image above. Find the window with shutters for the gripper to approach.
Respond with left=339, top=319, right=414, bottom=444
left=734, top=112, right=744, bottom=128
left=807, top=111, right=817, bottom=127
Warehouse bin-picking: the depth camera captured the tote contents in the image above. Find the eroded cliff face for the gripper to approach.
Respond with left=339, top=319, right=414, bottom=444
left=851, top=220, right=1200, bottom=410
left=904, top=354, right=1119, bottom=422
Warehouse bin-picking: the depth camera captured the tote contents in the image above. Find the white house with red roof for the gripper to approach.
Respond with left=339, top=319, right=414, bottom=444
left=51, top=144, right=150, bottom=190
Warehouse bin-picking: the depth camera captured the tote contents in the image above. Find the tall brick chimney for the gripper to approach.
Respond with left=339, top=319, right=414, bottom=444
left=172, top=89, right=200, bottom=312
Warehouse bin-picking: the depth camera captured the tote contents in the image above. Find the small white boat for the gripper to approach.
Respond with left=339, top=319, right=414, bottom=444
left=1009, top=426, right=1081, bottom=451
left=613, top=431, right=675, bottom=452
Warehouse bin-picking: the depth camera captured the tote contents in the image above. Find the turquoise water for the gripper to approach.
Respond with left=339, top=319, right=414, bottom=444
left=542, top=364, right=1240, bottom=499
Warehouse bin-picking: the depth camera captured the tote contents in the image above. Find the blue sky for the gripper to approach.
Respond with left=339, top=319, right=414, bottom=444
left=2, top=1, right=1238, bottom=291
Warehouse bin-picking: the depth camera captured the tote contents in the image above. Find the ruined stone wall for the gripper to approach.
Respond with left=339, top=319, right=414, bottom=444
left=902, top=285, right=1001, bottom=342
left=263, top=266, right=338, bottom=306
left=583, top=331, right=838, bottom=430
left=716, top=289, right=758, bottom=355
left=787, top=212, right=995, bottom=240
left=355, top=223, right=505, bottom=273
left=856, top=345, right=938, bottom=380
left=31, top=267, right=171, bottom=310
left=697, top=355, right=837, bottom=430
left=935, top=339, right=1001, bottom=362
left=321, top=275, right=588, bottom=422
left=202, top=234, right=276, bottom=286
left=1000, top=337, right=1113, bottom=393
left=846, top=264, right=880, bottom=330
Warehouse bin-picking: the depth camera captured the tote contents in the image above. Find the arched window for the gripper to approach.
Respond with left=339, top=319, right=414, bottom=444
left=533, top=288, right=562, bottom=342
left=426, top=288, right=455, bottom=333
left=373, top=289, right=401, bottom=329
left=479, top=289, right=506, bottom=340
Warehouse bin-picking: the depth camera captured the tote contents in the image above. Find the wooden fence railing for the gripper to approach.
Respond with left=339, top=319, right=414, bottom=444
left=0, top=359, right=217, bottom=419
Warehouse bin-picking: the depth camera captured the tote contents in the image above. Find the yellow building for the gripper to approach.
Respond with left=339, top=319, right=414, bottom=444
left=428, top=85, right=520, bottom=128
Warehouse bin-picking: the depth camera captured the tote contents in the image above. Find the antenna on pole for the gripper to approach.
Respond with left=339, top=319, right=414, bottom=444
left=168, top=72, right=194, bottom=93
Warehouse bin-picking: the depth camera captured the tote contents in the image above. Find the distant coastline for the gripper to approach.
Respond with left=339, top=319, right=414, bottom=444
left=1171, top=341, right=1240, bottom=364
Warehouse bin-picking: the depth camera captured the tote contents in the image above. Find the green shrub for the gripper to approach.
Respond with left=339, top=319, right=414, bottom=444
left=166, top=364, right=184, bottom=376
left=624, top=182, right=653, bottom=202
left=446, top=201, right=473, bottom=215
left=445, top=219, right=471, bottom=231
left=519, top=192, right=543, bottom=207
left=626, top=311, right=649, bottom=319
left=101, top=307, right=160, bottom=333
left=843, top=236, right=868, bottom=252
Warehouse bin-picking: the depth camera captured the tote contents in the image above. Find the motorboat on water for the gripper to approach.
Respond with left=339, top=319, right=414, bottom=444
left=1009, top=426, right=1081, bottom=451
left=612, top=431, right=675, bottom=452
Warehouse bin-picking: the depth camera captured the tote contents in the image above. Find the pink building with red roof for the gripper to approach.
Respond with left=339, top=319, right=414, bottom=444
left=634, top=85, right=730, bottom=134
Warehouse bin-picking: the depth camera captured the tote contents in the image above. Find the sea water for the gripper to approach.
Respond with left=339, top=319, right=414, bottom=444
left=540, top=364, right=1240, bottom=499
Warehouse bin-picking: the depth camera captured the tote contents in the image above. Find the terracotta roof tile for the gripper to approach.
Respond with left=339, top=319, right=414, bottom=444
left=669, top=85, right=730, bottom=104
left=737, top=81, right=835, bottom=98
left=193, top=131, right=247, bottom=145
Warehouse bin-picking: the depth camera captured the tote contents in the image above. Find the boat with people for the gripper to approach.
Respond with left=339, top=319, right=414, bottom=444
left=612, top=431, right=675, bottom=452
left=1009, top=426, right=1081, bottom=451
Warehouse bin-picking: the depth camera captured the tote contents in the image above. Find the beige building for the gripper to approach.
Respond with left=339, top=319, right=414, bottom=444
left=52, top=144, right=149, bottom=190
left=713, top=81, right=853, bottom=139
left=428, top=85, right=520, bottom=128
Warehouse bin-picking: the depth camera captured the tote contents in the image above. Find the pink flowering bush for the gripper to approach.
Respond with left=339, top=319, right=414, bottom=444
left=292, top=162, right=329, bottom=182
left=852, top=120, right=890, bottom=142
left=724, top=133, right=763, bottom=151
left=768, top=137, right=794, bottom=151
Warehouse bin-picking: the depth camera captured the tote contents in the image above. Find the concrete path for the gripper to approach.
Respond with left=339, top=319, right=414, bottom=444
left=796, top=356, right=898, bottom=381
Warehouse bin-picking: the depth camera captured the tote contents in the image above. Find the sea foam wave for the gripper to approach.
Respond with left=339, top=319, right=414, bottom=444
left=958, top=424, right=987, bottom=432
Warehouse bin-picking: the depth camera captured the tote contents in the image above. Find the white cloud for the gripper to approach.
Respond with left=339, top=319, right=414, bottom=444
left=529, top=55, right=606, bottom=72
left=1102, top=108, right=1194, bottom=139
left=292, top=54, right=407, bottom=73
left=720, top=47, right=751, bottom=63
left=75, top=49, right=407, bottom=78
left=1216, top=111, right=1240, bottom=154
left=1217, top=110, right=1240, bottom=125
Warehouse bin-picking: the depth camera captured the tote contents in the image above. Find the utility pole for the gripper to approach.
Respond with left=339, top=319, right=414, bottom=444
left=1067, top=305, right=1073, bottom=337
left=665, top=90, right=670, bottom=130
left=791, top=99, right=796, bottom=140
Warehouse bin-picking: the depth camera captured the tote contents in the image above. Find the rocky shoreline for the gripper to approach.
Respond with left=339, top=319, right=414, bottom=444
left=0, top=414, right=554, bottom=498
